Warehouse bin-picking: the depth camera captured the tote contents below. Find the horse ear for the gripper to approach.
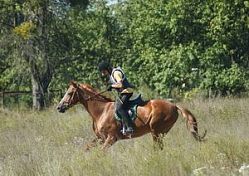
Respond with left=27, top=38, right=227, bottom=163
left=70, top=81, right=78, bottom=88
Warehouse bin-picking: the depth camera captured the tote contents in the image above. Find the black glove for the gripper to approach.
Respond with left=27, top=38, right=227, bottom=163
left=107, top=85, right=112, bottom=91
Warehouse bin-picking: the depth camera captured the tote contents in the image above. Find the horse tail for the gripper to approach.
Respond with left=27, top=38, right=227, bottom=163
left=176, top=105, right=207, bottom=141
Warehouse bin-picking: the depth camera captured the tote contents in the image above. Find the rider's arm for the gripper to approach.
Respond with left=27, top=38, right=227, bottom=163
left=111, top=71, right=123, bottom=88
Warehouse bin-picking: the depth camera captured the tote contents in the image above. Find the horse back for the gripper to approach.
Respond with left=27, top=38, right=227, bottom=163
left=136, top=99, right=177, bottom=124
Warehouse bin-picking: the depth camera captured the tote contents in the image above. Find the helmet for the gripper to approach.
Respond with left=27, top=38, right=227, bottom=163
left=98, top=61, right=111, bottom=71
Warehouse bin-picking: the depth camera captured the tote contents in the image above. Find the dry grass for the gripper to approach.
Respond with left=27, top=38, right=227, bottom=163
left=0, top=97, right=249, bottom=176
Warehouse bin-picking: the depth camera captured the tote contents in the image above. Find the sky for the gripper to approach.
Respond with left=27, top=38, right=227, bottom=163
left=107, top=0, right=118, bottom=6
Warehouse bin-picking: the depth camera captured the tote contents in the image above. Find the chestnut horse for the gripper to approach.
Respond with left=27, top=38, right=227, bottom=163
left=57, top=81, right=206, bottom=150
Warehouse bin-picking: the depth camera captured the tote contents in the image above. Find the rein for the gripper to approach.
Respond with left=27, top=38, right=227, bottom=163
left=64, top=84, right=111, bottom=108
left=85, top=90, right=108, bottom=101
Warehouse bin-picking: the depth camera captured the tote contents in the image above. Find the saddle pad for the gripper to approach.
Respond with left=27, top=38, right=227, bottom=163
left=115, top=105, right=138, bottom=121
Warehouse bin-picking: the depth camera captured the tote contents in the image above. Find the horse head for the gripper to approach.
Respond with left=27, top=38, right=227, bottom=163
left=57, top=81, right=82, bottom=113
left=57, top=81, right=113, bottom=113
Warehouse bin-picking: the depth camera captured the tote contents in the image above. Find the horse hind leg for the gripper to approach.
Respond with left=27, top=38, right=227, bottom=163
left=151, top=133, right=164, bottom=150
left=150, top=118, right=166, bottom=150
left=150, top=115, right=178, bottom=150
left=150, top=123, right=174, bottom=150
left=151, top=125, right=175, bottom=150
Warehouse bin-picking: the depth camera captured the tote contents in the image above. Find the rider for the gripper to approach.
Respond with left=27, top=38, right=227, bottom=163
left=98, top=61, right=134, bottom=134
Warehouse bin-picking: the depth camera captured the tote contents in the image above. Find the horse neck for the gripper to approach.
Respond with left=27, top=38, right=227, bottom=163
left=79, top=93, right=110, bottom=122
left=88, top=100, right=109, bottom=120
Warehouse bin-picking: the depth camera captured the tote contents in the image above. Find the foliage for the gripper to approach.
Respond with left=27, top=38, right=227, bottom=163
left=13, top=21, right=35, bottom=39
left=0, top=0, right=249, bottom=105
left=112, top=0, right=249, bottom=97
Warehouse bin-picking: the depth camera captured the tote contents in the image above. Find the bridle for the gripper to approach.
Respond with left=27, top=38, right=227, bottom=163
left=63, top=85, right=109, bottom=108
left=63, top=85, right=81, bottom=108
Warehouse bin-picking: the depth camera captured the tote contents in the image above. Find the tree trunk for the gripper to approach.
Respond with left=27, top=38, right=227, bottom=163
left=29, top=54, right=52, bottom=110
left=31, top=74, right=45, bottom=110
left=29, top=2, right=51, bottom=111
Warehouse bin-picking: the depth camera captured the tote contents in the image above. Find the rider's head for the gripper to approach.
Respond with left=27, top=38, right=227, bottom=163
left=98, top=61, right=112, bottom=76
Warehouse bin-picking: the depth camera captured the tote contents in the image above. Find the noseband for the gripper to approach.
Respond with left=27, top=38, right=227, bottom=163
left=63, top=87, right=81, bottom=108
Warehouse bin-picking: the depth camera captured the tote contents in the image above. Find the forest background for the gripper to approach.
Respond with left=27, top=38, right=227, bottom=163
left=1, top=1, right=249, bottom=175
left=0, top=0, right=249, bottom=109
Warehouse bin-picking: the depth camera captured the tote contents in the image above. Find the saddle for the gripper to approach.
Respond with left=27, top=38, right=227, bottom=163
left=114, top=94, right=144, bottom=121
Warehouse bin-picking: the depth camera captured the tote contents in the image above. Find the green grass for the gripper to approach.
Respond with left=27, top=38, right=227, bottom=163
left=0, top=98, right=249, bottom=176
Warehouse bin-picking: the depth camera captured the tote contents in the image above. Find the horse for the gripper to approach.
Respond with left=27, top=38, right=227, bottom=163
left=57, top=81, right=206, bottom=150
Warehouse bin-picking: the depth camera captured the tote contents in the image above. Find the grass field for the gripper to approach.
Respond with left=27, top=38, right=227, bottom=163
left=0, top=97, right=249, bottom=176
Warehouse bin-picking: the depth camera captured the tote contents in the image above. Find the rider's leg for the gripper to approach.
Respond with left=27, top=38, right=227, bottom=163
left=119, top=93, right=134, bottom=133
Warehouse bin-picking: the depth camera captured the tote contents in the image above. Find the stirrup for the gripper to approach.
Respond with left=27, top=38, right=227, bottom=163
left=125, top=127, right=134, bottom=134
left=120, top=126, right=134, bottom=135
left=121, top=126, right=126, bottom=135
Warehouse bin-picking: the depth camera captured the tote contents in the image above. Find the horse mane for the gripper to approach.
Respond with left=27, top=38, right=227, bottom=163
left=80, top=83, right=114, bottom=102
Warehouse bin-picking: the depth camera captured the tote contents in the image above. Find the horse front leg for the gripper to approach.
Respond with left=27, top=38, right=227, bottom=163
left=101, top=135, right=117, bottom=150
left=84, top=137, right=104, bottom=151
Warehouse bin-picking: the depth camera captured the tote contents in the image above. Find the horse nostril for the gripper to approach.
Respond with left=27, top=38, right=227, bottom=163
left=57, top=104, right=66, bottom=113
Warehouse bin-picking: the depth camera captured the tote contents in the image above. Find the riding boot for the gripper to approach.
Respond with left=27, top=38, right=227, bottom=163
left=123, top=116, right=134, bottom=134
left=116, top=93, right=134, bottom=135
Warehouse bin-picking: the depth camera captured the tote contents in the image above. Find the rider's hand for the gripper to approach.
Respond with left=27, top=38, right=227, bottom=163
left=107, top=85, right=112, bottom=91
left=112, top=82, right=122, bottom=89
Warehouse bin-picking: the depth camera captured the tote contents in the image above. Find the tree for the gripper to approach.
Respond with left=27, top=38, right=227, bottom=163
left=1, top=0, right=249, bottom=108
left=0, top=0, right=89, bottom=110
